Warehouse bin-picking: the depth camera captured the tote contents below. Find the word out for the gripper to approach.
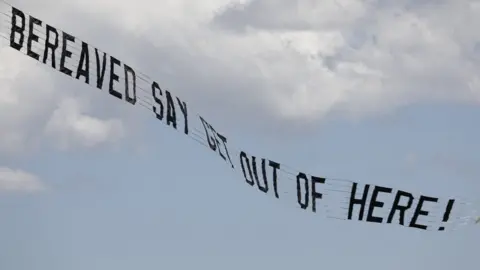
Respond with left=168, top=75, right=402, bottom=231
left=239, top=152, right=280, bottom=199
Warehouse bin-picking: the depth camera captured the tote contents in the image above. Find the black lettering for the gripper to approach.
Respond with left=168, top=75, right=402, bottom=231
left=439, top=199, right=455, bottom=231
left=124, top=64, right=137, bottom=105
left=60, top=32, right=75, bottom=76
left=10, top=7, right=25, bottom=50
left=409, top=195, right=438, bottom=230
left=176, top=98, right=188, bottom=135
left=109, top=56, right=122, bottom=99
left=296, top=173, right=309, bottom=209
left=200, top=116, right=216, bottom=151
left=26, top=16, right=42, bottom=60
left=207, top=125, right=231, bottom=164
left=75, top=42, right=90, bottom=83
left=212, top=130, right=227, bottom=161
left=95, top=48, right=107, bottom=89
left=240, top=151, right=254, bottom=186
left=42, top=25, right=58, bottom=68
left=217, top=133, right=234, bottom=168
left=165, top=91, right=177, bottom=129
left=311, top=176, right=325, bottom=213
left=252, top=157, right=268, bottom=193
left=387, top=190, right=414, bottom=225
left=268, top=161, right=280, bottom=199
left=152, top=81, right=164, bottom=120
left=347, top=183, right=370, bottom=221
left=366, top=186, right=392, bottom=223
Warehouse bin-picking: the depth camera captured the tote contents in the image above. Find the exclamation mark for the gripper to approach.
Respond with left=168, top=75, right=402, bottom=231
left=439, top=199, right=455, bottom=231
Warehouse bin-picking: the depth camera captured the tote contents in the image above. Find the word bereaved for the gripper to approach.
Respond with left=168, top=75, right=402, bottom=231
left=8, top=7, right=137, bottom=105
left=152, top=81, right=189, bottom=135
left=239, top=152, right=281, bottom=198
left=347, top=183, right=455, bottom=230
left=296, top=173, right=325, bottom=213
left=200, top=117, right=234, bottom=168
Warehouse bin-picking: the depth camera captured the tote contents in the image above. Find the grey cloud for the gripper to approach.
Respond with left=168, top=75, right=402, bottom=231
left=83, top=0, right=480, bottom=134
left=0, top=166, right=46, bottom=193
left=212, top=0, right=313, bottom=32
left=33, top=3, right=274, bottom=131
left=3, top=0, right=480, bottom=142
left=0, top=0, right=148, bottom=154
left=211, top=0, right=370, bottom=33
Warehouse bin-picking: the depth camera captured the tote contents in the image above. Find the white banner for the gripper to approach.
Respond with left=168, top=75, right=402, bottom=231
left=1, top=1, right=478, bottom=231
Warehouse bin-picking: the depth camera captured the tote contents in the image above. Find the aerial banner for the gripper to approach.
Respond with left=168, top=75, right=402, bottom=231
left=0, top=1, right=478, bottom=231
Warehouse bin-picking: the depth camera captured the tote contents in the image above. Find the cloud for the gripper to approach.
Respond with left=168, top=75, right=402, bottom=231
left=1, top=0, right=480, bottom=150
left=58, top=0, right=480, bottom=124
left=0, top=43, right=129, bottom=155
left=207, top=0, right=480, bottom=120
left=44, top=97, right=125, bottom=150
left=0, top=46, right=55, bottom=155
left=0, top=1, right=141, bottom=156
left=0, top=167, right=46, bottom=193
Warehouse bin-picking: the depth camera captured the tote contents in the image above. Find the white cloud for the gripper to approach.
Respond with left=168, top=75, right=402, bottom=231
left=0, top=167, right=46, bottom=193
left=1, top=0, right=480, bottom=153
left=0, top=43, right=128, bottom=155
left=0, top=46, right=56, bottom=155
left=44, top=97, right=125, bottom=150
left=205, top=0, right=480, bottom=120
left=56, top=0, right=480, bottom=122
left=0, top=1, right=133, bottom=156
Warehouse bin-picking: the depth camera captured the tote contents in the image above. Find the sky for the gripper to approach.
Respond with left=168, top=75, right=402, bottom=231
left=0, top=0, right=480, bottom=269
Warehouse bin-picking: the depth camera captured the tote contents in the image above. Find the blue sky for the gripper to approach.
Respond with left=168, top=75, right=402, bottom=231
left=1, top=101, right=479, bottom=270
left=1, top=0, right=480, bottom=269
